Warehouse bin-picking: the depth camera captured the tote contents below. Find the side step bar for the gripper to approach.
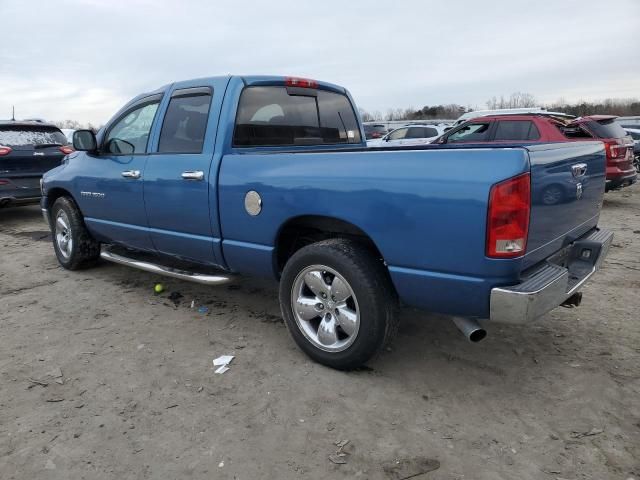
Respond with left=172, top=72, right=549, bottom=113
left=100, top=246, right=236, bottom=286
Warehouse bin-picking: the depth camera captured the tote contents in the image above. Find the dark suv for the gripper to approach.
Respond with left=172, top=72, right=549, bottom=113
left=0, top=121, right=73, bottom=207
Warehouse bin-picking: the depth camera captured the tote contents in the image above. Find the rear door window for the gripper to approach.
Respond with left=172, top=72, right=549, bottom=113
left=158, top=88, right=212, bottom=153
left=233, top=86, right=361, bottom=146
left=585, top=119, right=628, bottom=139
left=0, top=126, right=67, bottom=149
left=406, top=126, right=439, bottom=138
left=447, top=123, right=491, bottom=142
left=493, top=120, right=540, bottom=141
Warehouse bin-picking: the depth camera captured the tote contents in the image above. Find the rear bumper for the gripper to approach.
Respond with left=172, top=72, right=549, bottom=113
left=0, top=195, right=41, bottom=207
left=605, top=172, right=637, bottom=190
left=490, top=228, right=613, bottom=324
left=0, top=178, right=41, bottom=206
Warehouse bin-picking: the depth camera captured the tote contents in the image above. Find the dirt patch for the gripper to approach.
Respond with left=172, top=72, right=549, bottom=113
left=1, top=186, right=639, bottom=479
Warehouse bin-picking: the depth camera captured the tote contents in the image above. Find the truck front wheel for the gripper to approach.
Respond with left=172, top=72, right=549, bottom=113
left=279, top=238, right=398, bottom=370
left=51, top=196, right=101, bottom=270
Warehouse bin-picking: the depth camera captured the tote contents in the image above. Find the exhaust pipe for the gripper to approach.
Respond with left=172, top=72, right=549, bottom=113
left=453, top=317, right=487, bottom=343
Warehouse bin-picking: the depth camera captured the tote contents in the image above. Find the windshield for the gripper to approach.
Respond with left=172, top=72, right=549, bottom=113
left=0, top=126, right=68, bottom=148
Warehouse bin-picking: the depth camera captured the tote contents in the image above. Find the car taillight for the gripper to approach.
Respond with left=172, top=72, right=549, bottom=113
left=0, top=179, right=10, bottom=185
left=603, top=139, right=625, bottom=160
left=285, top=76, right=318, bottom=89
left=486, top=173, right=531, bottom=258
left=59, top=146, right=74, bottom=155
left=0, top=145, right=12, bottom=156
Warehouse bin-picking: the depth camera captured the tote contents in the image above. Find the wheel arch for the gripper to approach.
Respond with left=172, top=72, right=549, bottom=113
left=273, top=215, right=386, bottom=275
left=43, top=187, right=80, bottom=223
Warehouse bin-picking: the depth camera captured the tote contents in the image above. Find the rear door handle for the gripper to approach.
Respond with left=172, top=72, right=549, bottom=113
left=181, top=170, right=204, bottom=181
left=121, top=170, right=141, bottom=179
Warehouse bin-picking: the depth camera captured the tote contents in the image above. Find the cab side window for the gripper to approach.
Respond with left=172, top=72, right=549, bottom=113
left=158, top=88, right=213, bottom=153
left=447, top=123, right=490, bottom=143
left=104, top=101, right=160, bottom=154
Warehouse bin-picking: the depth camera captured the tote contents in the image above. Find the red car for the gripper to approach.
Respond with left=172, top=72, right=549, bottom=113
left=436, top=113, right=637, bottom=191
left=564, top=115, right=636, bottom=191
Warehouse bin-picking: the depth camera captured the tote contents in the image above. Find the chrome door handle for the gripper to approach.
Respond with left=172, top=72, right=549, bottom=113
left=181, top=170, right=204, bottom=181
left=121, top=170, right=141, bottom=179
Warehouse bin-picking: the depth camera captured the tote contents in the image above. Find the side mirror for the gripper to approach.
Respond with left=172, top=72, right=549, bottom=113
left=73, top=130, right=97, bottom=151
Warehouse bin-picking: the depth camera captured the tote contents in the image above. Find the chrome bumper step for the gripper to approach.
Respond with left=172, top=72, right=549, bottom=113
left=490, top=228, right=613, bottom=324
left=100, top=246, right=236, bottom=286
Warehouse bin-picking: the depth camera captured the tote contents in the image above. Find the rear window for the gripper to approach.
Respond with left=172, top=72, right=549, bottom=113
left=585, top=119, right=628, bottom=139
left=493, top=120, right=540, bottom=141
left=233, top=86, right=361, bottom=146
left=0, top=126, right=67, bottom=148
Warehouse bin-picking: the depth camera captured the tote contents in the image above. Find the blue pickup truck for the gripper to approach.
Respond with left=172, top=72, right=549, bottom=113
left=41, top=75, right=613, bottom=369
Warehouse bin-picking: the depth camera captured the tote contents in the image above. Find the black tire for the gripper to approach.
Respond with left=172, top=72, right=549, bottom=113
left=51, top=196, right=101, bottom=270
left=279, top=238, right=398, bottom=370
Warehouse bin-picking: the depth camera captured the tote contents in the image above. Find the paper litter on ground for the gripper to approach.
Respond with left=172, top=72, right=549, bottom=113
left=213, top=355, right=234, bottom=366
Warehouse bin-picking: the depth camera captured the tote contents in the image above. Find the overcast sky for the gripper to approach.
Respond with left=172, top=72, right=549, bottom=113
left=1, top=0, right=638, bottom=124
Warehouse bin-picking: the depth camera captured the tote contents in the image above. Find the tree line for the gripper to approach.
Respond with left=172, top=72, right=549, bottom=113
left=360, top=93, right=640, bottom=122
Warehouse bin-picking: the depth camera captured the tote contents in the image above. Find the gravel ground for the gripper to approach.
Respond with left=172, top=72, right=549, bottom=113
left=1, top=185, right=639, bottom=480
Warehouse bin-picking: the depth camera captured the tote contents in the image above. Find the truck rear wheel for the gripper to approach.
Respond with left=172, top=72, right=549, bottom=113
left=51, top=196, right=101, bottom=270
left=279, top=238, right=398, bottom=370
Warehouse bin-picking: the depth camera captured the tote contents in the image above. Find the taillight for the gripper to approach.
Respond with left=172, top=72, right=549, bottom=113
left=486, top=173, right=531, bottom=258
left=59, top=146, right=74, bottom=155
left=0, top=179, right=10, bottom=185
left=285, top=76, right=318, bottom=89
left=603, top=139, right=625, bottom=160
left=0, top=145, right=12, bottom=156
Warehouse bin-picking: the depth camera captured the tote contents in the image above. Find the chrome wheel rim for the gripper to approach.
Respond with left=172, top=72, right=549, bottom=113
left=291, top=265, right=360, bottom=352
left=55, top=211, right=73, bottom=259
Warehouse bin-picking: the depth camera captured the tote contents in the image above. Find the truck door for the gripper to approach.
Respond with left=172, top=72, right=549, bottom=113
left=143, top=78, right=228, bottom=266
left=79, top=95, right=162, bottom=251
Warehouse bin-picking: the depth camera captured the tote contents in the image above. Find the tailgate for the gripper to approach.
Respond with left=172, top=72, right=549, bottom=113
left=0, top=147, right=64, bottom=179
left=523, top=141, right=606, bottom=269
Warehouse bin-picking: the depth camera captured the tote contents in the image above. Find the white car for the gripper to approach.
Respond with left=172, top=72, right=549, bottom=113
left=625, top=127, right=640, bottom=170
left=367, top=124, right=446, bottom=147
left=61, top=128, right=76, bottom=143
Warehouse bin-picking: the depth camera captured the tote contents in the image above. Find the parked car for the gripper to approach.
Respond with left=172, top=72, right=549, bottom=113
left=564, top=116, right=637, bottom=191
left=0, top=121, right=73, bottom=208
left=41, top=75, right=612, bottom=370
left=61, top=128, right=76, bottom=143
left=363, top=123, right=387, bottom=139
left=367, top=124, right=446, bottom=147
left=624, top=128, right=640, bottom=171
left=451, top=108, right=573, bottom=127
left=436, top=114, right=637, bottom=192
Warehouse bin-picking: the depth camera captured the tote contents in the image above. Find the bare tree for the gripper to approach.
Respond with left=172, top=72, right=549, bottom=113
left=486, top=92, right=537, bottom=109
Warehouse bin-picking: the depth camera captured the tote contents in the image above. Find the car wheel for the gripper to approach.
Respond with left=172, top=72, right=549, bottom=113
left=542, top=185, right=564, bottom=205
left=279, top=238, right=398, bottom=370
left=51, top=196, right=101, bottom=270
